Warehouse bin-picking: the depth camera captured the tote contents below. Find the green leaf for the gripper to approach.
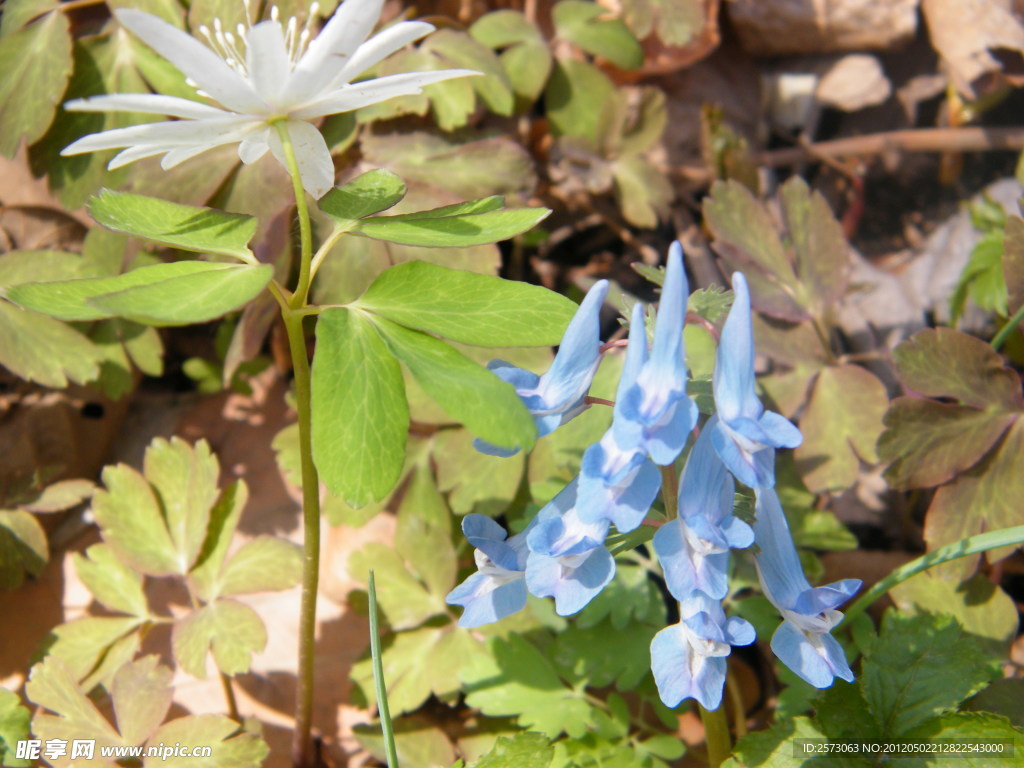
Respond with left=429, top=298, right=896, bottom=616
left=965, top=679, right=1024, bottom=727
left=89, top=263, right=272, bottom=326
left=357, top=260, right=577, bottom=346
left=172, top=599, right=267, bottom=678
left=394, top=464, right=456, bottom=599
left=900, top=712, right=1023, bottom=767
left=88, top=190, right=258, bottom=262
left=891, top=328, right=1024, bottom=410
left=703, top=181, right=806, bottom=321
left=26, top=657, right=123, bottom=750
left=218, top=537, right=303, bottom=597
left=7, top=261, right=272, bottom=326
left=499, top=42, right=553, bottom=103
left=474, top=732, right=554, bottom=768
left=434, top=428, right=524, bottom=516
left=110, top=656, right=174, bottom=746
left=553, top=1, right=644, bottom=70
left=361, top=131, right=536, bottom=201
left=424, top=30, right=515, bottom=116
left=470, top=11, right=543, bottom=47
left=0, top=10, right=71, bottom=157
left=46, top=616, right=142, bottom=685
left=553, top=619, right=657, bottom=690
left=353, top=626, right=489, bottom=715
left=373, top=318, right=537, bottom=453
left=462, top=635, right=596, bottom=738
left=0, top=250, right=83, bottom=288
left=794, top=365, right=888, bottom=492
left=0, top=510, right=46, bottom=589
left=311, top=308, right=408, bottom=507
left=356, top=201, right=550, bottom=248
left=780, top=176, right=849, bottom=313
left=952, top=230, right=1008, bottom=319
left=612, top=154, right=672, bottom=228
left=0, top=688, right=31, bottom=768
left=319, top=169, right=407, bottom=226
left=923, top=418, right=1024, bottom=579
left=545, top=57, right=615, bottom=145
left=348, top=543, right=445, bottom=630
left=861, top=612, right=1000, bottom=737
left=890, top=573, right=1019, bottom=656
left=878, top=399, right=1015, bottom=489
left=146, top=714, right=269, bottom=767
left=353, top=718, right=456, bottom=768
left=724, top=717, right=834, bottom=768
left=144, top=438, right=220, bottom=574
left=73, top=543, right=149, bottom=618
left=188, top=480, right=247, bottom=602
left=92, top=463, right=180, bottom=577
left=0, top=301, right=102, bottom=387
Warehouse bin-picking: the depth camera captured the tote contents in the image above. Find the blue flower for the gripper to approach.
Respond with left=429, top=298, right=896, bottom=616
left=711, top=272, right=802, bottom=488
left=578, top=302, right=661, bottom=532
left=753, top=488, right=861, bottom=688
left=650, top=593, right=755, bottom=710
left=475, top=280, right=610, bottom=457
left=525, top=479, right=616, bottom=616
left=615, top=243, right=698, bottom=466
left=653, top=417, right=753, bottom=601
left=446, top=515, right=532, bottom=627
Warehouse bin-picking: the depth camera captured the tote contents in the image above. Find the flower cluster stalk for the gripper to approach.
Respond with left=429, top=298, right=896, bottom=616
left=273, top=123, right=322, bottom=768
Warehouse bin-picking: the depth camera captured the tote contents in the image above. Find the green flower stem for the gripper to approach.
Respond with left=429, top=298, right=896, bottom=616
left=659, top=464, right=731, bottom=765
left=843, top=525, right=1024, bottom=624
left=369, top=571, right=400, bottom=767
left=700, top=703, right=731, bottom=768
left=220, top=672, right=240, bottom=722
left=273, top=121, right=314, bottom=310
left=271, top=122, right=322, bottom=768
left=991, top=303, right=1024, bottom=350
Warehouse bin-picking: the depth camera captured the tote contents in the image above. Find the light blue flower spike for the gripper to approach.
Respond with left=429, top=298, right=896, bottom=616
left=524, top=479, right=615, bottom=615
left=616, top=243, right=698, bottom=466
left=752, top=488, right=860, bottom=688
left=475, top=280, right=610, bottom=456
left=578, top=302, right=662, bottom=531
left=712, top=272, right=802, bottom=488
left=650, top=594, right=754, bottom=710
left=654, top=418, right=752, bottom=601
left=446, top=514, right=532, bottom=627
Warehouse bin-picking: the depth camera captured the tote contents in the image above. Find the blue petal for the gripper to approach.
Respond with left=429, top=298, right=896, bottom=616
left=472, top=438, right=522, bottom=458
left=793, top=579, right=862, bottom=616
left=752, top=488, right=812, bottom=610
left=525, top=547, right=615, bottom=615
left=487, top=360, right=541, bottom=392
left=770, top=621, right=853, bottom=688
left=713, top=272, right=761, bottom=422
left=725, top=617, right=756, bottom=647
left=710, top=420, right=761, bottom=489
left=533, top=280, right=609, bottom=409
left=650, top=623, right=727, bottom=710
left=447, top=573, right=527, bottom=628
left=644, top=395, right=698, bottom=466
left=759, top=410, right=804, bottom=449
left=650, top=243, right=687, bottom=378
left=578, top=437, right=661, bottom=531
left=721, top=515, right=755, bottom=550
left=678, top=417, right=734, bottom=520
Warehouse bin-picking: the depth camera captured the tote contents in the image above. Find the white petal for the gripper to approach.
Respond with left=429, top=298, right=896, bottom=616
left=268, top=120, right=334, bottom=198
left=114, top=9, right=267, bottom=115
left=332, top=21, right=434, bottom=86
left=246, top=21, right=291, bottom=108
left=291, top=69, right=480, bottom=119
left=239, top=129, right=270, bottom=164
left=161, top=144, right=225, bottom=169
left=108, top=144, right=178, bottom=169
left=64, top=93, right=231, bottom=119
left=286, top=0, right=386, bottom=106
left=62, top=116, right=258, bottom=155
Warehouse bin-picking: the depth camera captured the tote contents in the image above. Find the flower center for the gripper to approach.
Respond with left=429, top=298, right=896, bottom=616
left=197, top=2, right=320, bottom=79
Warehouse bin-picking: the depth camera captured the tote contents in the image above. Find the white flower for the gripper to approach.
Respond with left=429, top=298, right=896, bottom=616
left=60, top=0, right=478, bottom=198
